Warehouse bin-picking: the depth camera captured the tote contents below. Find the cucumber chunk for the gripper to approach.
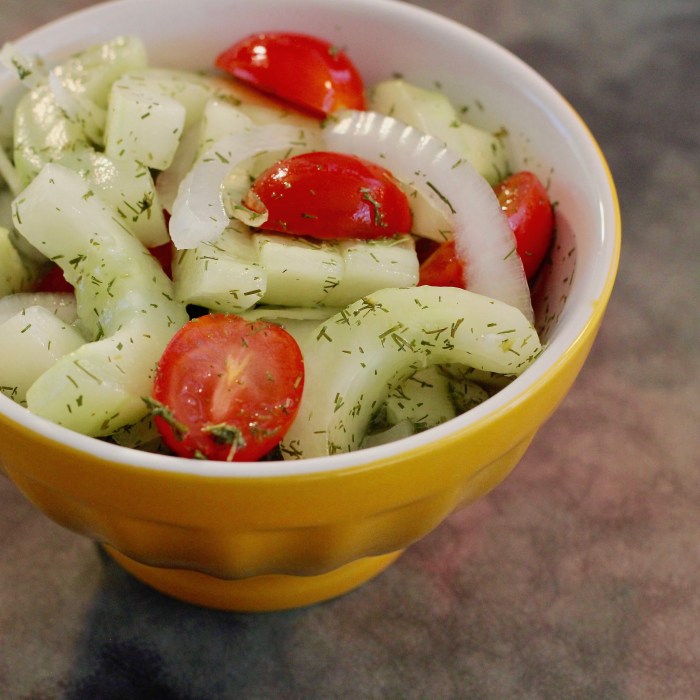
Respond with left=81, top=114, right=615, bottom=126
left=56, top=147, right=168, bottom=247
left=120, top=69, right=230, bottom=129
left=0, top=225, right=39, bottom=296
left=239, top=305, right=338, bottom=347
left=104, top=68, right=245, bottom=170
left=383, top=365, right=457, bottom=429
left=13, top=84, right=88, bottom=186
left=0, top=305, right=85, bottom=404
left=12, top=163, right=188, bottom=436
left=104, top=75, right=187, bottom=170
left=280, top=286, right=541, bottom=458
left=49, top=36, right=148, bottom=145
left=323, top=235, right=418, bottom=308
left=172, top=221, right=266, bottom=312
left=361, top=419, right=417, bottom=449
left=0, top=291, right=77, bottom=325
left=254, top=233, right=344, bottom=307
left=11, top=37, right=148, bottom=178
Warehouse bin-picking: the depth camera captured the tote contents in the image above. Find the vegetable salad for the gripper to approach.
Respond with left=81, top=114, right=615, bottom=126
left=0, top=32, right=553, bottom=461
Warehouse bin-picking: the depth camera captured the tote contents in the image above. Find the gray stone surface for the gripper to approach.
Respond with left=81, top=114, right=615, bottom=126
left=1, top=1, right=699, bottom=698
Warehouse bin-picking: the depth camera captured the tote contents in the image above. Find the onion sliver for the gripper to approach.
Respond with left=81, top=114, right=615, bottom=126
left=169, top=124, right=317, bottom=249
left=155, top=123, right=200, bottom=214
left=323, top=111, right=534, bottom=323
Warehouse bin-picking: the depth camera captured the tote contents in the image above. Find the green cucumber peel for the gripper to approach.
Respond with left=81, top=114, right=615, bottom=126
left=12, top=163, right=188, bottom=436
left=281, top=285, right=542, bottom=459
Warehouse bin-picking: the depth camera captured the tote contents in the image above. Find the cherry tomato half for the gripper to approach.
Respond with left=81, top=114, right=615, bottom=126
left=244, top=151, right=413, bottom=240
left=151, top=314, right=304, bottom=461
left=215, top=32, right=366, bottom=117
left=418, top=170, right=554, bottom=287
left=417, top=238, right=466, bottom=287
left=493, top=170, right=554, bottom=280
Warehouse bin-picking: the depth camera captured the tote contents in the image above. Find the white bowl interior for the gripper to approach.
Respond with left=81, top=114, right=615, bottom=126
left=0, top=0, right=618, bottom=477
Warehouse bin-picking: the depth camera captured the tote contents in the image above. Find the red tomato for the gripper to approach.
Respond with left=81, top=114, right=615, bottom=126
left=493, top=171, right=554, bottom=280
left=418, top=239, right=465, bottom=287
left=244, top=151, right=412, bottom=240
left=151, top=314, right=304, bottom=461
left=35, top=264, right=74, bottom=293
left=414, top=237, right=440, bottom=265
left=149, top=241, right=173, bottom=279
left=418, top=170, right=554, bottom=287
left=215, top=32, right=366, bottom=117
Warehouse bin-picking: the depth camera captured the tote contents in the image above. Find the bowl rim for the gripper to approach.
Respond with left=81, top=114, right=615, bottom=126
left=0, top=0, right=621, bottom=478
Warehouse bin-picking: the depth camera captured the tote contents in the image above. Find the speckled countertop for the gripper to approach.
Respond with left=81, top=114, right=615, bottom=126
left=1, top=1, right=699, bottom=698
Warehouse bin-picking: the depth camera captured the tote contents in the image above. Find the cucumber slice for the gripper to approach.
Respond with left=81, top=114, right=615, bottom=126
left=0, top=291, right=77, bottom=325
left=12, top=163, right=188, bottom=436
left=56, top=147, right=168, bottom=247
left=384, top=365, right=456, bottom=429
left=174, top=229, right=418, bottom=313
left=239, top=305, right=338, bottom=347
left=12, top=38, right=148, bottom=184
left=369, top=79, right=508, bottom=185
left=104, top=76, right=187, bottom=170
left=280, top=286, right=541, bottom=458
left=49, top=36, right=148, bottom=146
left=361, top=419, right=417, bottom=449
left=448, top=378, right=491, bottom=413
left=109, top=413, right=162, bottom=450
left=0, top=305, right=85, bottom=404
left=0, top=226, right=39, bottom=296
left=50, top=36, right=148, bottom=115
left=172, top=220, right=266, bottom=312
left=323, top=235, right=418, bottom=308
left=254, top=233, right=343, bottom=307
left=13, top=84, right=88, bottom=186
left=104, top=68, right=247, bottom=170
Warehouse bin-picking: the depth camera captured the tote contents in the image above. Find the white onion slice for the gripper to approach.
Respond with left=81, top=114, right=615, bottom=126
left=323, top=110, right=534, bottom=323
left=169, top=124, right=317, bottom=249
left=155, top=122, right=200, bottom=214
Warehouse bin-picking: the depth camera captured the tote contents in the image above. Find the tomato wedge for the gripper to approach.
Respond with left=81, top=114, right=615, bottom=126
left=419, top=170, right=554, bottom=287
left=417, top=239, right=465, bottom=287
left=244, top=151, right=413, bottom=240
left=215, top=32, right=366, bottom=117
left=493, top=170, right=554, bottom=280
left=151, top=314, right=304, bottom=461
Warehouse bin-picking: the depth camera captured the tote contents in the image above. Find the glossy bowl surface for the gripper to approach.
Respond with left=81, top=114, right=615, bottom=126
left=0, top=0, right=620, bottom=610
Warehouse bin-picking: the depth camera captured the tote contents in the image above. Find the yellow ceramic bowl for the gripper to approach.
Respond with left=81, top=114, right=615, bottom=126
left=0, top=0, right=620, bottom=611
